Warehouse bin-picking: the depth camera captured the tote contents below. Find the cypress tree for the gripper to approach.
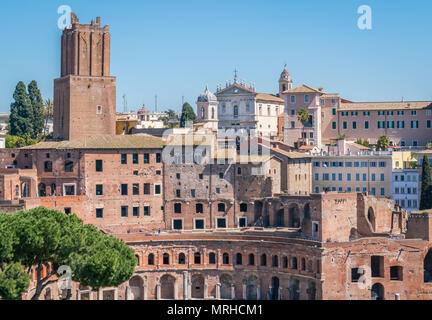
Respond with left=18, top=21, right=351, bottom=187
left=27, top=80, right=45, bottom=139
left=180, top=102, right=196, bottom=128
left=420, top=154, right=432, bottom=210
left=8, top=81, right=33, bottom=138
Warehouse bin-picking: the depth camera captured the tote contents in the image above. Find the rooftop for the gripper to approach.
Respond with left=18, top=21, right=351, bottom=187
left=22, top=134, right=164, bottom=150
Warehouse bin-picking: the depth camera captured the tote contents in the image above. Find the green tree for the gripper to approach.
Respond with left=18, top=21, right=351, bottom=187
left=355, top=138, right=370, bottom=147
left=0, top=263, right=31, bottom=300
left=377, top=135, right=391, bottom=151
left=27, top=81, right=45, bottom=139
left=420, top=155, right=432, bottom=210
left=5, top=135, right=38, bottom=149
left=0, top=207, right=137, bottom=300
left=8, top=81, right=33, bottom=138
left=165, top=109, right=177, bottom=119
left=180, top=103, right=196, bottom=128
left=297, top=108, right=310, bottom=145
left=43, top=98, right=54, bottom=135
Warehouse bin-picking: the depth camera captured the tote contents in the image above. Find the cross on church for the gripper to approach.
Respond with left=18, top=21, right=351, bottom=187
left=234, top=68, right=238, bottom=83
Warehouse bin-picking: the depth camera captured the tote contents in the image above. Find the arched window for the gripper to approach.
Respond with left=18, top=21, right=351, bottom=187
left=201, top=107, right=205, bottom=119
left=234, top=105, right=239, bottom=117
left=178, top=253, right=186, bottom=264
left=218, top=203, right=225, bottom=212
left=272, top=255, right=279, bottom=267
left=222, top=253, right=229, bottom=265
left=148, top=253, right=154, bottom=265
left=261, top=254, right=267, bottom=266
left=50, top=183, right=56, bottom=196
left=211, top=108, right=215, bottom=119
left=222, top=104, right=226, bottom=113
left=248, top=254, right=255, bottom=266
left=236, top=253, right=242, bottom=265
left=301, top=258, right=306, bottom=271
left=163, top=253, right=170, bottom=265
left=194, top=252, right=201, bottom=264
left=283, top=256, right=288, bottom=268
left=292, top=257, right=298, bottom=270
left=209, top=252, right=216, bottom=264
left=135, top=255, right=140, bottom=266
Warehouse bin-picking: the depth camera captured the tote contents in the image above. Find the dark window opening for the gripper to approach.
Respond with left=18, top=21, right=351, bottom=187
left=133, top=153, right=139, bottom=164
left=96, top=208, right=103, bottom=218
left=390, top=266, right=403, bottom=281
left=351, top=268, right=362, bottom=282
left=144, top=183, right=151, bottom=195
left=163, top=253, right=170, bottom=265
left=121, top=184, right=128, bottom=195
left=44, top=161, right=52, bottom=172
left=133, top=207, right=139, bottom=217
left=144, top=153, right=150, bottom=164
left=222, top=253, right=229, bottom=265
left=261, top=254, right=267, bottom=266
left=195, top=219, right=204, bottom=229
left=196, top=203, right=203, bottom=213
left=248, top=254, right=255, bottom=266
left=148, top=254, right=154, bottom=265
left=173, top=219, right=183, bottom=230
left=133, top=184, right=140, bottom=195
left=236, top=253, right=242, bottom=265
left=240, top=203, right=248, bottom=212
left=96, top=160, right=103, bottom=172
left=194, top=252, right=201, bottom=264
left=96, top=184, right=103, bottom=196
left=217, top=218, right=226, bottom=228
left=209, top=253, right=216, bottom=264
left=121, top=154, right=127, bottom=164
left=121, top=206, right=128, bottom=217
left=179, top=253, right=186, bottom=264
left=144, top=206, right=150, bottom=216
left=174, top=203, right=182, bottom=214
left=371, top=256, right=384, bottom=278
left=64, top=161, right=74, bottom=172
left=218, top=203, right=225, bottom=212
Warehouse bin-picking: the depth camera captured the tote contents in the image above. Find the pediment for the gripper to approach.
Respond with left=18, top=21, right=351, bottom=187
left=216, top=83, right=256, bottom=97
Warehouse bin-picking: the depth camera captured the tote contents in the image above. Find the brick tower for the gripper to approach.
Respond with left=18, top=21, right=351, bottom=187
left=53, top=13, right=116, bottom=140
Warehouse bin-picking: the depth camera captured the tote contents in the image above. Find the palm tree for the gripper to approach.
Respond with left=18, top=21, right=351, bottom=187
left=43, top=98, right=54, bottom=135
left=297, top=108, right=310, bottom=145
left=377, top=135, right=390, bottom=151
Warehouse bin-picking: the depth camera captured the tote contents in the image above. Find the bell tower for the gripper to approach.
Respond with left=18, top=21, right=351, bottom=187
left=53, top=13, right=116, bottom=141
left=196, top=85, right=218, bottom=131
left=279, top=66, right=293, bottom=96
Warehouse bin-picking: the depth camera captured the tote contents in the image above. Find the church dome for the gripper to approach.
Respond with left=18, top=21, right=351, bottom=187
left=197, top=85, right=217, bottom=103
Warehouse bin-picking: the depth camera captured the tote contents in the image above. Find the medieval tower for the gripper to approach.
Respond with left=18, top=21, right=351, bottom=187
left=53, top=13, right=116, bottom=140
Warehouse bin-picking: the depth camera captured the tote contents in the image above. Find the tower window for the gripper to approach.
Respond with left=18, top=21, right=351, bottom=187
left=96, top=105, right=102, bottom=114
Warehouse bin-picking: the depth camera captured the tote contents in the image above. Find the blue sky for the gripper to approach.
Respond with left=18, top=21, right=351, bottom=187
left=0, top=0, right=431, bottom=113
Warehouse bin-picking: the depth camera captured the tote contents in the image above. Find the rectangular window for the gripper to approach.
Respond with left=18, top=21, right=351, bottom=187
left=351, top=111, right=358, bottom=116
left=176, top=189, right=181, bottom=198
left=363, top=111, right=370, bottom=116
left=332, top=108, right=336, bottom=115
left=174, top=203, right=182, bottom=214
left=314, top=173, right=319, bottom=181
left=380, top=173, right=385, bottom=181
left=364, top=121, right=369, bottom=129
left=133, top=184, right=140, bottom=195
left=371, top=256, right=384, bottom=278
left=196, top=203, right=204, bottom=213
left=390, top=266, right=403, bottom=281
left=195, top=219, right=205, bottom=230
left=338, top=173, right=343, bottom=181
left=144, top=183, right=151, bottom=195
left=363, top=173, right=367, bottom=181
left=121, top=154, right=127, bottom=164
left=96, top=184, right=103, bottom=196
left=380, top=187, right=385, bottom=196
left=343, top=121, right=347, bottom=130
left=411, top=120, right=419, bottom=128
left=155, top=184, right=161, bottom=195
left=354, top=162, right=360, bottom=167
left=191, top=189, right=196, bottom=198
left=156, top=153, right=161, bottom=163
left=304, top=95, right=309, bottom=103
left=133, top=206, right=139, bottom=217
left=378, top=111, right=385, bottom=116
left=291, top=121, right=295, bottom=128
left=387, top=121, right=395, bottom=129
left=96, top=160, right=103, bottom=172
left=323, top=173, right=329, bottom=181
left=217, top=218, right=227, bottom=228
left=144, top=206, right=150, bottom=216
left=121, top=206, right=128, bottom=217
left=173, top=219, right=183, bottom=230
left=347, top=173, right=351, bottom=181
left=121, top=184, right=128, bottom=195
left=144, top=153, right=150, bottom=164
left=356, top=173, right=360, bottom=181
left=96, top=208, right=103, bottom=218
left=371, top=173, right=376, bottom=181
left=427, top=120, right=431, bottom=128
left=332, top=173, right=336, bottom=181
left=133, top=153, right=139, bottom=164
left=332, top=122, right=337, bottom=130
left=238, top=217, right=247, bottom=228
left=411, top=110, right=417, bottom=115
left=397, top=110, right=404, bottom=115
left=290, top=95, right=295, bottom=103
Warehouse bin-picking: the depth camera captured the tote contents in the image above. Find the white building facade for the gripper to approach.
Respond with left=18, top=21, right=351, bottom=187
left=391, top=169, right=420, bottom=211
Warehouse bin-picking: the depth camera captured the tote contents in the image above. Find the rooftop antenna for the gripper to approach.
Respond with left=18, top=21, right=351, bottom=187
left=122, top=94, right=128, bottom=113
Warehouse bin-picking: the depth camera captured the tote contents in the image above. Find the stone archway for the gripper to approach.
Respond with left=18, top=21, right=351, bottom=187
left=254, top=201, right=264, bottom=224
left=220, top=274, right=232, bottom=299
left=160, top=274, right=175, bottom=300
left=371, top=283, right=384, bottom=300
left=270, top=277, right=279, bottom=300
left=246, top=276, right=258, bottom=300
left=276, top=208, right=285, bottom=227
left=288, top=204, right=301, bottom=228
left=129, top=276, right=144, bottom=300
left=367, top=207, right=376, bottom=232
left=424, top=249, right=432, bottom=283
left=191, top=274, right=205, bottom=299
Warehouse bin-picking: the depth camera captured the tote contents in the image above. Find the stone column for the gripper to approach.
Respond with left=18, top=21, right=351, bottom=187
left=278, top=287, right=282, bottom=300
left=242, top=284, right=246, bottom=300
left=257, top=285, right=261, bottom=300
left=98, top=288, right=103, bottom=300
left=143, top=284, right=148, bottom=300
left=204, top=283, right=208, bottom=299
left=183, top=271, right=188, bottom=300
left=231, top=284, right=236, bottom=300
left=268, top=286, right=272, bottom=300
left=156, top=284, right=161, bottom=300
left=126, top=286, right=132, bottom=300
left=114, top=288, right=118, bottom=300
left=216, top=283, right=221, bottom=300
left=77, top=290, right=81, bottom=300
left=174, top=281, right=178, bottom=300
left=188, top=282, right=192, bottom=300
